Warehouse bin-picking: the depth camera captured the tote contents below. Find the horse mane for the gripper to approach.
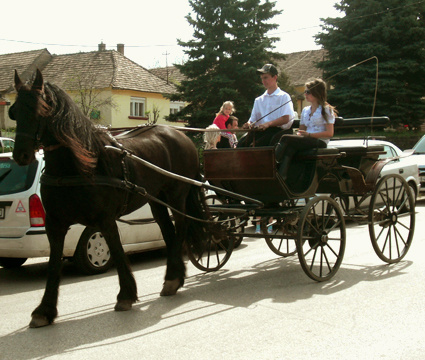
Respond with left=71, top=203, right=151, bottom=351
left=43, top=82, right=108, bottom=175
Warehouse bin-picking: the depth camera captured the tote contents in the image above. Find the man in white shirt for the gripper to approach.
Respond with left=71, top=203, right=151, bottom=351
left=239, top=64, right=295, bottom=147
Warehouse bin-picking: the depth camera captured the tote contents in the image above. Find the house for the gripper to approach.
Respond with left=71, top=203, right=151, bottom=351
left=275, top=49, right=327, bottom=114
left=0, top=44, right=184, bottom=132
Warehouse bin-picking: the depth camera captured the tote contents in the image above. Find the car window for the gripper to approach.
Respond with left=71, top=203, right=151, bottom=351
left=0, top=158, right=39, bottom=195
left=378, top=145, right=395, bottom=159
left=0, top=139, right=15, bottom=153
left=413, top=137, right=425, bottom=154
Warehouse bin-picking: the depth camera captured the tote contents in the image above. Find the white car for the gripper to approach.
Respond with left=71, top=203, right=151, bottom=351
left=0, top=137, right=14, bottom=153
left=329, top=138, right=420, bottom=201
left=0, top=151, right=165, bottom=274
left=410, top=135, right=425, bottom=190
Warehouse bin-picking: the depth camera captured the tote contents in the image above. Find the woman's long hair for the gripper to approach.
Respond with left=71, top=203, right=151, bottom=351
left=306, top=78, right=338, bottom=122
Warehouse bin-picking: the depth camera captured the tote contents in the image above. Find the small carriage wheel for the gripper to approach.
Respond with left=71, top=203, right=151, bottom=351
left=296, top=196, right=346, bottom=282
left=368, top=174, right=415, bottom=263
left=264, top=216, right=298, bottom=257
left=186, top=195, right=235, bottom=272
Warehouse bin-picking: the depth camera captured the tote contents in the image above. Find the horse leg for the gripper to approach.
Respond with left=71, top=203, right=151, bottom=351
left=149, top=202, right=186, bottom=296
left=100, top=221, right=138, bottom=311
left=30, top=223, right=67, bottom=328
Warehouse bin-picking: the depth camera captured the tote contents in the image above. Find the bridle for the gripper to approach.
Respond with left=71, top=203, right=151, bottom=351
left=10, top=91, right=56, bottom=151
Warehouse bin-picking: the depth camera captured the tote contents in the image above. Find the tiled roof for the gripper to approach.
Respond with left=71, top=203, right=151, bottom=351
left=112, top=52, right=176, bottom=93
left=0, top=49, right=52, bottom=92
left=42, top=50, right=176, bottom=94
left=276, top=49, right=327, bottom=87
left=1, top=49, right=176, bottom=94
left=149, top=66, right=186, bottom=85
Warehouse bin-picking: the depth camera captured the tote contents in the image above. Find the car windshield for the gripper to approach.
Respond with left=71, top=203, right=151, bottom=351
left=413, top=137, right=425, bottom=154
left=0, top=158, right=38, bottom=195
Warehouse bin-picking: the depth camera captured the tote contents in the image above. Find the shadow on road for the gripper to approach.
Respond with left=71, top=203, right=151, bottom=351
left=0, top=251, right=412, bottom=360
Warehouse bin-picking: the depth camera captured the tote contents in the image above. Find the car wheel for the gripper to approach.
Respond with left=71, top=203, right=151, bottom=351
left=0, top=257, right=27, bottom=268
left=73, top=227, right=113, bottom=275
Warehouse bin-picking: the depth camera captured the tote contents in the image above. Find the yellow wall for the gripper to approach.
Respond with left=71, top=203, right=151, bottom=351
left=3, top=89, right=184, bottom=131
left=111, top=89, right=175, bottom=128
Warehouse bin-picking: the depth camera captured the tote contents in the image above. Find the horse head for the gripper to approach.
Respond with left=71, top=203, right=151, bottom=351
left=9, top=69, right=51, bottom=165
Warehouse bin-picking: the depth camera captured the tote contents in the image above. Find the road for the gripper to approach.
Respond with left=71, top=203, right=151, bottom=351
left=1, top=199, right=425, bottom=360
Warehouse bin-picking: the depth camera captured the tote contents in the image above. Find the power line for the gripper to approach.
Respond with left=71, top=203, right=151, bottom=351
left=1, top=0, right=424, bottom=51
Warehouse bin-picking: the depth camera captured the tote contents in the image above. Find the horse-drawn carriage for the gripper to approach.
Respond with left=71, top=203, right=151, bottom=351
left=186, top=125, right=415, bottom=282
left=9, top=69, right=415, bottom=327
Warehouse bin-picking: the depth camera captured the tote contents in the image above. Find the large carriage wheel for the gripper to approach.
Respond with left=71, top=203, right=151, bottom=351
left=296, top=196, right=346, bottom=282
left=186, top=195, right=235, bottom=272
left=368, top=174, right=415, bottom=263
left=264, top=216, right=298, bottom=257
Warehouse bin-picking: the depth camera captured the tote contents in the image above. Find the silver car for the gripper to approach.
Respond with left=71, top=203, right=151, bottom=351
left=0, top=151, right=165, bottom=275
left=411, top=135, right=425, bottom=190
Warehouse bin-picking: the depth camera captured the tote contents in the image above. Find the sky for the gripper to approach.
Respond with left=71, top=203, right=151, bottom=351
left=0, top=0, right=342, bottom=69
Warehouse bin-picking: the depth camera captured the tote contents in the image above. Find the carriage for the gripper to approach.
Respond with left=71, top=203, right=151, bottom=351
left=9, top=69, right=416, bottom=327
left=185, top=120, right=416, bottom=282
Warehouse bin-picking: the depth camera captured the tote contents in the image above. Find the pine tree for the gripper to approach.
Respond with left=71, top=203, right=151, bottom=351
left=168, top=0, right=283, bottom=128
left=316, top=0, right=425, bottom=129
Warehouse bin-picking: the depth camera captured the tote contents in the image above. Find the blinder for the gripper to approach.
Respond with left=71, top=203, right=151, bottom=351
left=8, top=92, right=49, bottom=149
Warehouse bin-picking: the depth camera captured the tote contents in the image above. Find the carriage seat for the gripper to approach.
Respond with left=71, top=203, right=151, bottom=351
left=331, top=145, right=385, bottom=178
left=332, top=145, right=384, bottom=157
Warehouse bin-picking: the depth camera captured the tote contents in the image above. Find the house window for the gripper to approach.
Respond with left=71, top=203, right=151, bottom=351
left=170, top=101, right=185, bottom=115
left=130, top=97, right=146, bottom=117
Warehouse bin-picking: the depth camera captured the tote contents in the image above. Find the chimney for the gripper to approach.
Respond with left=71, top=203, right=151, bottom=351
left=117, top=43, right=124, bottom=55
left=98, top=42, right=106, bottom=51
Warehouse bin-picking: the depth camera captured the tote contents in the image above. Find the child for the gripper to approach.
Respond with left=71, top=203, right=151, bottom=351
left=213, top=101, right=235, bottom=130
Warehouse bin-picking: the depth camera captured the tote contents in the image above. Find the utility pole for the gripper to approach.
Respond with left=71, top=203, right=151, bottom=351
left=163, top=51, right=170, bottom=84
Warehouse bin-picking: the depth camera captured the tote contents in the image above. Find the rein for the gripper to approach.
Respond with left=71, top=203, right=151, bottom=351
left=40, top=139, right=262, bottom=225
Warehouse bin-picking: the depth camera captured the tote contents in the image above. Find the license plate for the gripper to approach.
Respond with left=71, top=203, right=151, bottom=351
left=0, top=207, right=4, bottom=219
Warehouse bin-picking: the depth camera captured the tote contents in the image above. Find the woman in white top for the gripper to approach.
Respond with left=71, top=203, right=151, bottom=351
left=275, top=78, right=337, bottom=180
left=297, top=78, right=336, bottom=144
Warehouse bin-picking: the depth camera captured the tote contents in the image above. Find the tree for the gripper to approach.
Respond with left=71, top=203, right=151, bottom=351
left=168, top=0, right=284, bottom=128
left=64, top=73, right=117, bottom=124
left=316, top=0, right=425, bottom=129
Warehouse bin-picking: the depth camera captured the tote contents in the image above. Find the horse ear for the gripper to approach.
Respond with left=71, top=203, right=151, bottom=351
left=32, top=68, right=44, bottom=92
left=14, top=70, right=23, bottom=91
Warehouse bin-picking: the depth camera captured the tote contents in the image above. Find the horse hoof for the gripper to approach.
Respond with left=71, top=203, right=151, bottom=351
left=114, top=300, right=133, bottom=311
left=29, top=314, right=50, bottom=328
left=160, top=279, right=182, bottom=296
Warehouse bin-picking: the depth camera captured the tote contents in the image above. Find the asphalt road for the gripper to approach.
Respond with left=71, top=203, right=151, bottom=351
left=1, top=199, right=425, bottom=360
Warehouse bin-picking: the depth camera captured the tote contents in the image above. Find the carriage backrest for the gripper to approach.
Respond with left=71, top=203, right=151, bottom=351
left=204, top=147, right=276, bottom=180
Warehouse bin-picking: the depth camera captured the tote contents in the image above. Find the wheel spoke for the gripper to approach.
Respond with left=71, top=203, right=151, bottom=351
left=325, top=243, right=340, bottom=258
left=322, top=247, right=332, bottom=273
left=309, top=247, right=318, bottom=271
left=394, top=224, right=408, bottom=247
left=392, top=225, right=401, bottom=259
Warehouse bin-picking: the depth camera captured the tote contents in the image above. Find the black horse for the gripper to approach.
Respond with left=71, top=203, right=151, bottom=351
left=9, top=69, right=209, bottom=328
